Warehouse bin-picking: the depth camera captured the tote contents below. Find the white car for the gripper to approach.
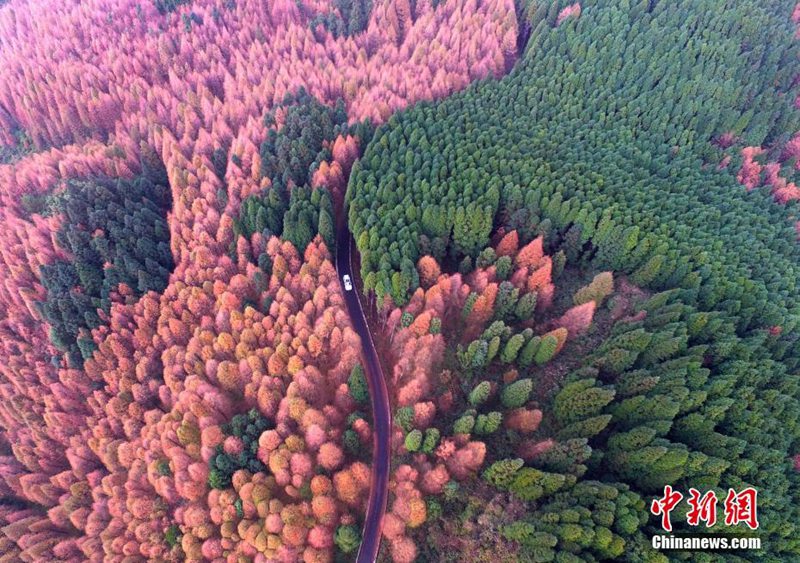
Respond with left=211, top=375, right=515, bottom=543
left=343, top=274, right=353, bottom=291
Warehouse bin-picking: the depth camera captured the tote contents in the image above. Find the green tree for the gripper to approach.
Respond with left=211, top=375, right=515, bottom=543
left=453, top=414, right=476, bottom=435
left=496, top=255, right=513, bottom=280
left=422, top=428, right=441, bottom=453
left=519, top=335, right=541, bottom=367
left=405, top=429, right=423, bottom=452
left=474, top=411, right=503, bottom=435
left=348, top=364, right=369, bottom=404
left=509, top=468, right=568, bottom=502
left=335, top=525, right=361, bottom=554
left=483, top=458, right=524, bottom=489
left=501, top=379, right=533, bottom=409
left=515, top=292, right=538, bottom=321
left=395, top=406, right=414, bottom=432
left=163, top=525, right=181, bottom=548
left=343, top=429, right=361, bottom=456
left=468, top=381, right=491, bottom=406
left=553, top=379, right=616, bottom=426
left=501, top=333, right=525, bottom=363
left=534, top=334, right=558, bottom=365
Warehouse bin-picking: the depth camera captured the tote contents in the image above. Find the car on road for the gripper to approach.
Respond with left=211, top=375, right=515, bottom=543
left=343, top=274, right=353, bottom=291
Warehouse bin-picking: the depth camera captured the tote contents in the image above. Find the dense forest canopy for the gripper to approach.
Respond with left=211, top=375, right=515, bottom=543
left=350, top=0, right=800, bottom=341
left=0, top=0, right=800, bottom=561
left=345, top=0, right=800, bottom=560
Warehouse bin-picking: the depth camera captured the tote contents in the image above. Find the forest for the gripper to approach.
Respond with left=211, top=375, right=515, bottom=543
left=346, top=0, right=800, bottom=560
left=0, top=0, right=799, bottom=562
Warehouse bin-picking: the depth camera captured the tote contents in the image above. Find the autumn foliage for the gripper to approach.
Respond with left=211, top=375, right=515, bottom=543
left=0, top=0, right=518, bottom=560
left=380, top=231, right=600, bottom=557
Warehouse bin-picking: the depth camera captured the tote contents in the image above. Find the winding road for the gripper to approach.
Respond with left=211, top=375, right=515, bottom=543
left=335, top=224, right=391, bottom=563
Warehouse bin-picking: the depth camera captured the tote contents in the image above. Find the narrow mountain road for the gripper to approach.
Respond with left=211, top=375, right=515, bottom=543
left=335, top=224, right=391, bottom=563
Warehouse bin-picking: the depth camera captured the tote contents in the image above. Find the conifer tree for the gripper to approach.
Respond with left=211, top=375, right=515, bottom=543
left=468, top=381, right=491, bottom=407
left=482, top=458, right=524, bottom=489
left=501, top=378, right=533, bottom=409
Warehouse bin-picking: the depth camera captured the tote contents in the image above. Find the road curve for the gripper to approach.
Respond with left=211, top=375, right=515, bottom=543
left=335, top=224, right=391, bottom=563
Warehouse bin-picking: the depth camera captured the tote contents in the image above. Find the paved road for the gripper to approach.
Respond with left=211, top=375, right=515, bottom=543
left=335, top=224, right=391, bottom=563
